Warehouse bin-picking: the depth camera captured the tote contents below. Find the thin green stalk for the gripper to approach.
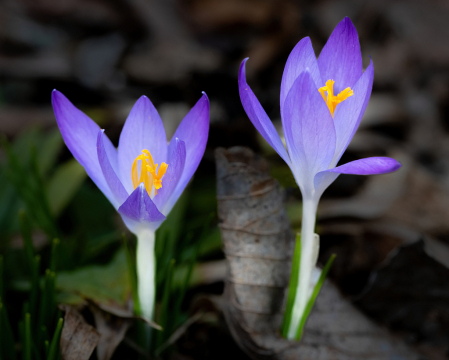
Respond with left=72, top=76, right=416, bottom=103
left=0, top=301, right=17, bottom=360
left=0, top=255, right=3, bottom=301
left=44, top=340, right=50, bottom=359
left=123, top=234, right=140, bottom=316
left=47, top=318, right=63, bottom=360
left=24, top=313, right=32, bottom=360
left=281, top=234, right=301, bottom=337
left=30, top=255, right=41, bottom=323
left=172, top=214, right=213, bottom=332
left=295, top=254, right=336, bottom=340
left=38, top=270, right=56, bottom=334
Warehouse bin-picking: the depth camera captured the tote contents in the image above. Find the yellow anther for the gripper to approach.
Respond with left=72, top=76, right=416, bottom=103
left=318, top=79, right=353, bottom=117
left=146, top=162, right=168, bottom=191
left=131, top=150, right=168, bottom=197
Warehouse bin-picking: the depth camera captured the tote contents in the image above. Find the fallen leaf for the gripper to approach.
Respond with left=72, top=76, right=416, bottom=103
left=60, top=305, right=100, bottom=360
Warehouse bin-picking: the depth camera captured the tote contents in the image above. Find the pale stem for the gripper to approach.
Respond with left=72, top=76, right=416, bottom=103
left=287, top=197, right=318, bottom=339
left=136, top=229, right=156, bottom=321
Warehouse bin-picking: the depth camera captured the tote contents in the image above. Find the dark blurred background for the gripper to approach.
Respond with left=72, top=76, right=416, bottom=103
left=2, top=0, right=449, bottom=359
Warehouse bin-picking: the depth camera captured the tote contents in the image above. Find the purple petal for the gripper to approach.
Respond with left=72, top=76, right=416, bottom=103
left=332, top=60, right=374, bottom=165
left=313, top=156, right=401, bottom=200
left=118, top=183, right=166, bottom=225
left=97, top=130, right=129, bottom=206
left=239, top=59, right=291, bottom=165
left=154, top=138, right=186, bottom=214
left=280, top=37, right=322, bottom=113
left=283, top=71, right=335, bottom=186
left=326, top=157, right=401, bottom=175
left=52, top=90, right=118, bottom=207
left=313, top=171, right=340, bottom=199
left=166, top=92, right=209, bottom=211
left=317, top=17, right=362, bottom=93
left=118, top=96, right=168, bottom=193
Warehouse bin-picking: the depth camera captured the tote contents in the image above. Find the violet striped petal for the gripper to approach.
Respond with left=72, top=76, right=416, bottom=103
left=318, top=17, right=362, bottom=93
left=280, top=37, right=322, bottom=113
left=118, top=96, right=168, bottom=193
left=154, top=138, right=186, bottom=214
left=283, top=71, right=336, bottom=188
left=325, top=157, right=401, bottom=175
left=52, top=90, right=118, bottom=207
left=97, top=130, right=129, bottom=207
left=331, top=59, right=374, bottom=165
left=118, top=183, right=166, bottom=225
left=239, top=59, right=291, bottom=165
left=167, top=92, right=209, bottom=210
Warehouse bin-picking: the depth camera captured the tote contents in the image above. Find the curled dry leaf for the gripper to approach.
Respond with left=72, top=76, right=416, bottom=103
left=216, top=147, right=422, bottom=360
left=90, top=304, right=133, bottom=360
left=60, top=305, right=100, bottom=360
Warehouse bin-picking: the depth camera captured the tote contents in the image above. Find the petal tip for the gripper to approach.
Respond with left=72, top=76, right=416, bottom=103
left=201, top=91, right=209, bottom=103
left=51, top=89, right=63, bottom=102
left=342, top=16, right=355, bottom=28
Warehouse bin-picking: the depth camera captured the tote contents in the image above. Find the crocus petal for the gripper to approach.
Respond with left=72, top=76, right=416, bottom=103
left=52, top=90, right=118, bottom=207
left=331, top=60, right=374, bottom=165
left=154, top=138, right=186, bottom=214
left=317, top=17, right=362, bottom=93
left=283, top=71, right=336, bottom=188
left=239, top=59, right=291, bottom=165
left=118, top=96, right=168, bottom=193
left=314, top=156, right=401, bottom=201
left=118, top=183, right=166, bottom=225
left=166, top=92, right=209, bottom=209
left=325, top=157, right=401, bottom=175
left=97, top=130, right=129, bottom=207
left=280, top=37, right=322, bottom=113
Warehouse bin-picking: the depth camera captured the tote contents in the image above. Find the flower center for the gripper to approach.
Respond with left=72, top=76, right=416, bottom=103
left=131, top=150, right=168, bottom=198
left=318, top=80, right=353, bottom=117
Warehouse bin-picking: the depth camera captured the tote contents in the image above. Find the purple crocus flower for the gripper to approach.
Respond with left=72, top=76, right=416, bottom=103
left=238, top=17, right=401, bottom=339
left=52, top=90, right=209, bottom=319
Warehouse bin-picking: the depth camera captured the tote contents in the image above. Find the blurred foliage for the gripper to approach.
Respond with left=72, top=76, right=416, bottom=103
left=0, top=212, right=63, bottom=360
left=0, top=127, right=222, bottom=358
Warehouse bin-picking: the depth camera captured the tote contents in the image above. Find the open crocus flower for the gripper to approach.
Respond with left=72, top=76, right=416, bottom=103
left=52, top=90, right=209, bottom=320
left=239, top=17, right=401, bottom=340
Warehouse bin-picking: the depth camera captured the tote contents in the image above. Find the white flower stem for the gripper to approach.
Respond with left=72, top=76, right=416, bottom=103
left=136, top=229, right=156, bottom=321
left=287, top=197, right=318, bottom=339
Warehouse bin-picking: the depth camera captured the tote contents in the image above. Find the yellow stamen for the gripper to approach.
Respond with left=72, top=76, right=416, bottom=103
left=131, top=150, right=168, bottom=197
left=318, top=79, right=353, bottom=117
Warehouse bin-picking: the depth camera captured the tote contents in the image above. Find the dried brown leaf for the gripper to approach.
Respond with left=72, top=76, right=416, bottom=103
left=90, top=304, right=132, bottom=360
left=60, top=305, right=100, bottom=360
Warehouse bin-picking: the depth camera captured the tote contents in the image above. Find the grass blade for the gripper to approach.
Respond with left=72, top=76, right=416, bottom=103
left=295, top=254, right=336, bottom=340
left=24, top=313, right=32, bottom=360
left=281, top=234, right=301, bottom=337
left=0, top=255, right=3, bottom=301
left=47, top=318, right=63, bottom=360
left=0, top=301, right=17, bottom=360
left=123, top=234, right=140, bottom=316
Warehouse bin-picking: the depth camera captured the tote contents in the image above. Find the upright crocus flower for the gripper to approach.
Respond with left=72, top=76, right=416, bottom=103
left=239, top=17, right=401, bottom=339
left=52, top=90, right=209, bottom=320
